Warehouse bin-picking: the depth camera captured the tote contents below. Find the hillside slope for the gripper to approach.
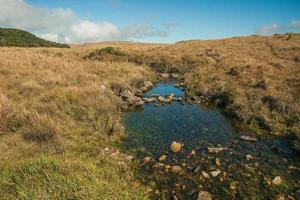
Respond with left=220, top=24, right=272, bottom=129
left=0, top=28, right=69, bottom=48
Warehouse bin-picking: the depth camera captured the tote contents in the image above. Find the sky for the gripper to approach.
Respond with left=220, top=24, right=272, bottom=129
left=0, top=0, right=300, bottom=44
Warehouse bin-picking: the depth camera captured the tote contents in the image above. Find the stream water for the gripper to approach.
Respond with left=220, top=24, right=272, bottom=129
left=122, top=80, right=300, bottom=200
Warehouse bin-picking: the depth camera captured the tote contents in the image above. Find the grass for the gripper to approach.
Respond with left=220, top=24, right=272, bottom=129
left=0, top=33, right=299, bottom=199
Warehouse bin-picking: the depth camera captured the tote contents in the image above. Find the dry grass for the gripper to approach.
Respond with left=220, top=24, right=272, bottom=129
left=0, top=46, right=155, bottom=199
left=0, top=33, right=299, bottom=199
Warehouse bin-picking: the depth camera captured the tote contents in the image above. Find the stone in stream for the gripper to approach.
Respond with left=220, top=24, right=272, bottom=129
left=170, top=141, right=182, bottom=153
left=240, top=135, right=257, bottom=142
left=158, top=96, right=169, bottom=103
left=128, top=96, right=144, bottom=106
left=197, top=191, right=212, bottom=200
left=143, top=97, right=156, bottom=103
left=190, top=149, right=196, bottom=156
left=120, top=89, right=134, bottom=99
left=215, top=158, right=221, bottom=167
left=167, top=93, right=174, bottom=102
left=246, top=154, right=254, bottom=160
left=144, top=81, right=153, bottom=89
left=207, top=147, right=227, bottom=153
left=161, top=73, right=170, bottom=79
left=210, top=170, right=221, bottom=177
left=202, top=171, right=210, bottom=179
left=171, top=166, right=182, bottom=173
left=158, top=155, right=167, bottom=161
left=272, top=176, right=282, bottom=185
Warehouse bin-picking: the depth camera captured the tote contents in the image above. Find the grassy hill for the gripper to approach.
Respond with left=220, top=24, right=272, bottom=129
left=0, top=28, right=69, bottom=48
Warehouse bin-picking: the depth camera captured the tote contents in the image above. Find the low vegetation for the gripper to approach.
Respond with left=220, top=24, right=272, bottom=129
left=0, top=32, right=299, bottom=199
left=0, top=28, right=69, bottom=48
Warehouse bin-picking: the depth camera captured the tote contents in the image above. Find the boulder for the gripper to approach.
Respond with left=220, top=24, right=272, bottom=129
left=167, top=93, right=174, bottom=102
left=159, top=155, right=167, bottom=161
left=202, top=171, right=210, bottom=179
left=158, top=96, right=169, bottom=103
left=197, top=191, right=212, bottom=200
left=215, top=158, right=221, bottom=167
left=144, top=81, right=154, bottom=89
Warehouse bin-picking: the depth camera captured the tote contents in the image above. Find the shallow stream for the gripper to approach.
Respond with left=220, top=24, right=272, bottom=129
left=122, top=80, right=300, bottom=199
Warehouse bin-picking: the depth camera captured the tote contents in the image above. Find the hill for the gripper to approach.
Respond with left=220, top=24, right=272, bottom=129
left=0, top=28, right=69, bottom=48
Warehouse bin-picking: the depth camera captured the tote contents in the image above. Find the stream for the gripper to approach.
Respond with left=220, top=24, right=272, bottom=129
left=122, top=80, right=300, bottom=200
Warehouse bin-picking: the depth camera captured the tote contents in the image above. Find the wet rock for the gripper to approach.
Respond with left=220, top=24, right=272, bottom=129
left=171, top=73, right=180, bottom=78
left=197, top=191, right=212, bottom=200
left=153, top=162, right=165, bottom=169
left=211, top=170, right=221, bottom=177
left=246, top=154, right=254, bottom=160
left=167, top=93, right=174, bottom=102
left=215, top=158, right=221, bottom=167
left=159, top=155, right=167, bottom=161
left=240, top=135, right=257, bottom=142
left=171, top=166, right=182, bottom=173
left=143, top=97, right=156, bottom=103
left=161, top=73, right=170, bottom=79
left=274, top=195, right=285, bottom=200
left=272, top=176, right=282, bottom=185
left=190, top=150, right=196, bottom=156
left=158, top=96, right=169, bottom=103
left=170, top=141, right=182, bottom=153
left=143, top=156, right=152, bottom=163
left=202, top=171, right=210, bottom=179
left=128, top=96, right=144, bottom=106
left=207, top=147, right=227, bottom=153
left=144, top=81, right=153, bottom=89
left=120, top=89, right=134, bottom=99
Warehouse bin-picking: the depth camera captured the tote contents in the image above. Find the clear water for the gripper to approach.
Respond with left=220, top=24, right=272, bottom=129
left=122, top=80, right=300, bottom=200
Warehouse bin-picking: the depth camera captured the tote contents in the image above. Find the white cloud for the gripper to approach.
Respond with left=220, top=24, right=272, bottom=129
left=0, top=0, right=168, bottom=43
left=257, top=20, right=300, bottom=34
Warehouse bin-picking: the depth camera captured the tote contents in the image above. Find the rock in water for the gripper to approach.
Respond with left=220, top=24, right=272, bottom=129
left=240, top=135, right=257, bottom=142
left=170, top=141, right=182, bottom=153
left=215, top=158, right=221, bottom=167
left=197, top=191, right=212, bottom=200
left=161, top=73, right=170, bottom=79
left=159, top=155, right=167, bottom=161
left=171, top=166, right=182, bottom=173
left=144, top=81, right=153, bottom=89
left=128, top=96, right=144, bottom=106
left=158, top=96, right=169, bottom=103
left=207, top=147, right=227, bottom=153
left=272, top=176, right=282, bottom=185
left=202, top=171, right=210, bottom=179
left=210, top=170, right=221, bottom=177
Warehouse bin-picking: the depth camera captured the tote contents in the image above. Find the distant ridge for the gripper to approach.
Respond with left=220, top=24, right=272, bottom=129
left=0, top=28, right=69, bottom=48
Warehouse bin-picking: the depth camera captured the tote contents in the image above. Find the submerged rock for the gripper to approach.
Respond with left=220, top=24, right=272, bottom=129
left=240, top=135, right=257, bottom=142
left=211, top=170, right=221, bottom=177
left=207, top=147, right=227, bottom=153
left=171, top=166, right=182, bottom=173
left=202, top=171, right=210, bottom=179
left=197, top=191, right=212, bottom=200
left=272, top=176, right=282, bottom=185
left=159, top=154, right=167, bottom=161
left=143, top=97, right=156, bottom=103
left=170, top=141, right=182, bottom=153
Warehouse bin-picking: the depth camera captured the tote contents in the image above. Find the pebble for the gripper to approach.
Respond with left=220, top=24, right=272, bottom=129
left=211, top=170, right=221, bottom=177
left=202, top=171, right=210, bottom=179
left=171, top=166, right=182, bottom=173
left=272, top=176, right=282, bottom=185
left=159, top=155, right=167, bottom=161
left=197, top=191, right=212, bottom=200
left=215, top=158, right=221, bottom=167
left=207, top=147, right=227, bottom=153
left=240, top=135, right=257, bottom=142
left=246, top=154, right=254, bottom=160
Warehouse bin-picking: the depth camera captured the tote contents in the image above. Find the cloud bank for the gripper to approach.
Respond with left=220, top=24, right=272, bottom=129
left=0, top=0, right=168, bottom=43
left=257, top=20, right=300, bottom=34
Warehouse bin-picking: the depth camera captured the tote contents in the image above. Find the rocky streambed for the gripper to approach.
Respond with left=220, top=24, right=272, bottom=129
left=120, top=77, right=300, bottom=200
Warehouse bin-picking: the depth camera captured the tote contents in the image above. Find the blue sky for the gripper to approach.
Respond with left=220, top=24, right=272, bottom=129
left=1, top=0, right=300, bottom=43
